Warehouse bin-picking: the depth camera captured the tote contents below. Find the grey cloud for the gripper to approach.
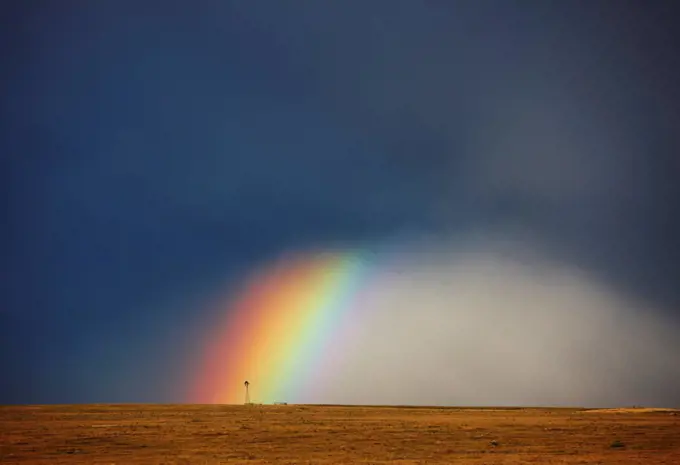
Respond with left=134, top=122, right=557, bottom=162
left=222, top=1, right=679, bottom=308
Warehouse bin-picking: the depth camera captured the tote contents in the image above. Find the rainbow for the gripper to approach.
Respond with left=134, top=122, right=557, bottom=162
left=189, top=250, right=375, bottom=404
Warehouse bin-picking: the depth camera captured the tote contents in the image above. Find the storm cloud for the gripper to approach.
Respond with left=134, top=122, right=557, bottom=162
left=1, top=1, right=678, bottom=405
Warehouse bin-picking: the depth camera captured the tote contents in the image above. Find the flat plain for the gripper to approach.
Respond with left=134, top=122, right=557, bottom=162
left=1, top=404, right=679, bottom=464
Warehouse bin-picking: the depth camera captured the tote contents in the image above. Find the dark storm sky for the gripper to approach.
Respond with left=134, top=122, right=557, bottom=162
left=1, top=1, right=679, bottom=404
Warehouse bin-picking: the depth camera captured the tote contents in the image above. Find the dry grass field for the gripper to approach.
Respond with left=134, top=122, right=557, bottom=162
left=1, top=404, right=679, bottom=464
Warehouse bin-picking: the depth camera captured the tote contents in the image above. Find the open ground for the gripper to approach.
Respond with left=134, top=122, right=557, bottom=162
left=1, top=404, right=679, bottom=464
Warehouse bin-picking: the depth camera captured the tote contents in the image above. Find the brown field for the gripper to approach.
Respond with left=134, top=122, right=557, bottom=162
left=1, top=404, right=679, bottom=464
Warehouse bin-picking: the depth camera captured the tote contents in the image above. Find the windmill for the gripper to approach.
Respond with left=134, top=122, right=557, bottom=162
left=244, top=380, right=251, bottom=405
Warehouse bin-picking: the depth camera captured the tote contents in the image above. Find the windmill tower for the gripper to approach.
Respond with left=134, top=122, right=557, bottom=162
left=244, top=380, right=251, bottom=405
